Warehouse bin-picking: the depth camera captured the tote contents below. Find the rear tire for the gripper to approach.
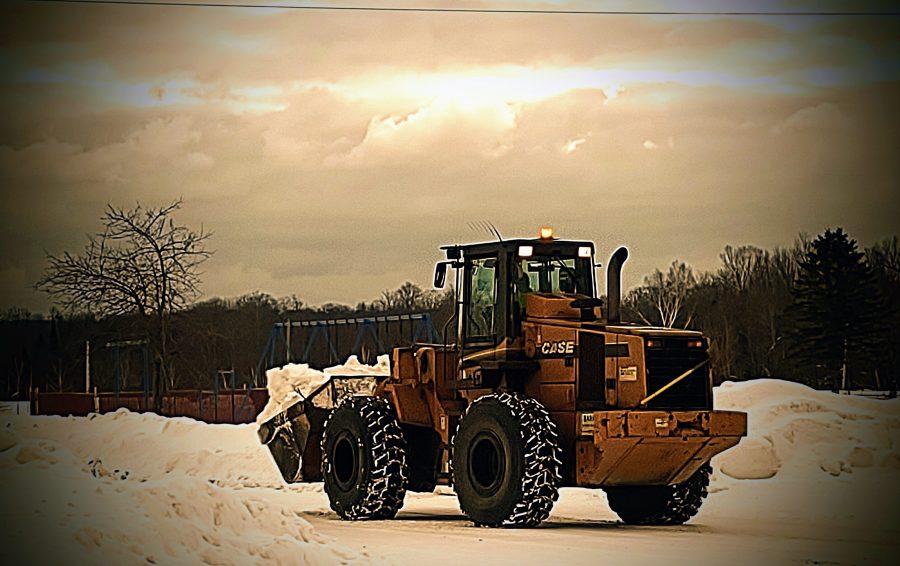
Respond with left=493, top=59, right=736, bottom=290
left=604, top=464, right=711, bottom=525
left=452, top=393, right=561, bottom=527
left=321, top=396, right=408, bottom=520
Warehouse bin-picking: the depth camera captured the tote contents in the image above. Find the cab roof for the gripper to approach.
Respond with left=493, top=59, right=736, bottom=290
left=442, top=238, right=594, bottom=260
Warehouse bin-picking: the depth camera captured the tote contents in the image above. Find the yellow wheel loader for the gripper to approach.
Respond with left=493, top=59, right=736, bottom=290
left=259, top=229, right=746, bottom=527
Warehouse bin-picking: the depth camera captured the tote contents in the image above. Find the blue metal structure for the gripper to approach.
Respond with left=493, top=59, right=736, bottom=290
left=256, top=312, right=441, bottom=378
left=303, top=322, right=341, bottom=363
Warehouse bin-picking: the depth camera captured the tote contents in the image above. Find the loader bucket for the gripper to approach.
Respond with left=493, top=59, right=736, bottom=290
left=257, top=400, right=313, bottom=484
left=257, top=375, right=378, bottom=483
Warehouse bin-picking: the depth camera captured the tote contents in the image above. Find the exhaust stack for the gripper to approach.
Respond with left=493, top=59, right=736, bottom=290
left=606, top=246, right=629, bottom=324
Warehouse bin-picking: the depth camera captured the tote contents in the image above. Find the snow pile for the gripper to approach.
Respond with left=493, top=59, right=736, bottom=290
left=0, top=411, right=372, bottom=565
left=698, top=379, right=900, bottom=560
left=4, top=409, right=283, bottom=489
left=256, top=354, right=390, bottom=424
left=713, top=379, right=900, bottom=480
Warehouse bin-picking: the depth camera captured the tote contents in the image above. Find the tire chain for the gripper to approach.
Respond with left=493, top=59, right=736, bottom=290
left=651, top=464, right=711, bottom=525
left=454, top=392, right=562, bottom=528
left=321, top=396, right=408, bottom=520
left=607, top=464, right=711, bottom=525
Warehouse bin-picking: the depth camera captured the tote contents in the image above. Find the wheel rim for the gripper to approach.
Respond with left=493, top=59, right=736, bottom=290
left=332, top=431, right=359, bottom=491
left=468, top=431, right=505, bottom=496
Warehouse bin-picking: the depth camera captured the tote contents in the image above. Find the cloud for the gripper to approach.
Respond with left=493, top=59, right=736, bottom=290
left=663, top=18, right=783, bottom=49
left=601, top=83, right=624, bottom=104
left=186, top=151, right=214, bottom=169
left=563, top=136, right=588, bottom=154
left=772, top=103, right=850, bottom=134
left=149, top=84, right=165, bottom=101
left=643, top=137, right=675, bottom=150
left=0, top=116, right=204, bottom=187
left=333, top=98, right=518, bottom=166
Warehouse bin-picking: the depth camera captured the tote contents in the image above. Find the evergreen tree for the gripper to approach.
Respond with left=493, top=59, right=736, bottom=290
left=787, top=228, right=885, bottom=390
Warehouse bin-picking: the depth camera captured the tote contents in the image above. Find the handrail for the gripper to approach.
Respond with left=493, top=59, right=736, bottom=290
left=638, top=358, right=709, bottom=406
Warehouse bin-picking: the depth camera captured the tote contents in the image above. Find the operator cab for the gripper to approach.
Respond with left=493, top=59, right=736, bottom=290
left=434, top=228, right=597, bottom=364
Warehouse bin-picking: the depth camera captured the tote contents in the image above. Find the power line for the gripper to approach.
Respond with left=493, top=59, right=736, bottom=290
left=25, top=0, right=900, bottom=16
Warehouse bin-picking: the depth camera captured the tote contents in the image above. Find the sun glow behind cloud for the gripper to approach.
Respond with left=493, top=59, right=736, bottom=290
left=177, top=60, right=844, bottom=116
left=17, top=47, right=884, bottom=118
left=23, top=61, right=825, bottom=118
left=297, top=63, right=810, bottom=109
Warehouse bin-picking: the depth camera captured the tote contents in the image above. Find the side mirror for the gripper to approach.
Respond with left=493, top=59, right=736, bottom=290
left=434, top=262, right=448, bottom=288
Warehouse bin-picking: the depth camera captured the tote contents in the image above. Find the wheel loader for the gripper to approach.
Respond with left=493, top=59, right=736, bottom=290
left=258, top=229, right=747, bottom=527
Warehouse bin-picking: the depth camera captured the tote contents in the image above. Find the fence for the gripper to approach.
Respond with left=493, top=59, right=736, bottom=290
left=30, top=388, right=269, bottom=424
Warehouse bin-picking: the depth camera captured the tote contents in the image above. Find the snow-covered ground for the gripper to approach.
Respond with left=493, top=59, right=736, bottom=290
left=1, top=371, right=898, bottom=565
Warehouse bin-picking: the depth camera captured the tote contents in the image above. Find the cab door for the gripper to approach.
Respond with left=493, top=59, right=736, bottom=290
left=462, top=255, right=498, bottom=351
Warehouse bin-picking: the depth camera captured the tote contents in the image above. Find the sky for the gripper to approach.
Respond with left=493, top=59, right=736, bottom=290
left=1, top=0, right=898, bottom=314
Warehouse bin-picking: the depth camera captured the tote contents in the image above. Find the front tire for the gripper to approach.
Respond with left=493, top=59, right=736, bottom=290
left=604, top=464, right=712, bottom=525
left=321, top=396, right=408, bottom=520
left=452, top=393, right=561, bottom=527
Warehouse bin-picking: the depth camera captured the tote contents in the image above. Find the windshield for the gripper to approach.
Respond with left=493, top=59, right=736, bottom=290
left=515, top=256, right=592, bottom=295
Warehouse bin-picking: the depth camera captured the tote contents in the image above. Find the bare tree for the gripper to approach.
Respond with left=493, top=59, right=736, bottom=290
left=867, top=236, right=900, bottom=282
left=276, top=294, right=305, bottom=313
left=373, top=282, right=452, bottom=313
left=866, top=236, right=900, bottom=395
left=36, top=199, right=212, bottom=405
left=719, top=245, right=765, bottom=292
left=376, top=288, right=401, bottom=311
left=627, top=260, right=698, bottom=328
left=393, top=282, right=425, bottom=310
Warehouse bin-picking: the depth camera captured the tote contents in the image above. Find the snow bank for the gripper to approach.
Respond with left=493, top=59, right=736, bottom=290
left=4, top=409, right=283, bottom=488
left=713, top=379, right=900, bottom=480
left=692, top=380, right=900, bottom=557
left=0, top=410, right=373, bottom=565
left=256, top=354, right=390, bottom=424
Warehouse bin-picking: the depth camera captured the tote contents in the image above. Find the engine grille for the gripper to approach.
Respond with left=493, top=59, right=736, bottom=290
left=644, top=339, right=711, bottom=409
left=577, top=331, right=605, bottom=404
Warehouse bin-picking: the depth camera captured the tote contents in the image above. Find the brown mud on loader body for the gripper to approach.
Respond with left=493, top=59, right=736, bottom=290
left=259, top=229, right=747, bottom=527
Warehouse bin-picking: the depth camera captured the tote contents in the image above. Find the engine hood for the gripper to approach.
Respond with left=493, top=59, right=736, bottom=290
left=524, top=292, right=600, bottom=320
left=594, top=324, right=703, bottom=337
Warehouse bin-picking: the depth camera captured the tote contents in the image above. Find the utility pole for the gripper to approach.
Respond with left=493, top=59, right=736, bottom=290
left=286, top=320, right=291, bottom=364
left=85, top=340, right=91, bottom=393
left=840, top=338, right=848, bottom=393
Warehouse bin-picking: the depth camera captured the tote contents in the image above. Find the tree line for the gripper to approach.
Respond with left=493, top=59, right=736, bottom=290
left=2, top=200, right=897, bottom=401
left=624, top=229, right=899, bottom=393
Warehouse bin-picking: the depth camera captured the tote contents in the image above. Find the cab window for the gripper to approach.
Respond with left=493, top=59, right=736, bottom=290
left=519, top=257, right=585, bottom=294
left=466, top=257, right=496, bottom=339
